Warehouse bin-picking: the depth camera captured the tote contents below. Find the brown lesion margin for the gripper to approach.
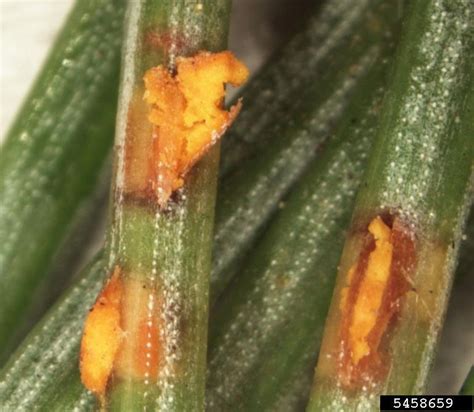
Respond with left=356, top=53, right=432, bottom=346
left=119, top=51, right=248, bottom=210
left=338, top=211, right=417, bottom=388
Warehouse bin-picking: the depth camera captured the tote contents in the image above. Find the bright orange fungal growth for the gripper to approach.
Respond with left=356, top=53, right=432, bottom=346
left=338, top=215, right=415, bottom=386
left=124, top=51, right=248, bottom=205
left=347, top=217, right=393, bottom=364
left=80, top=272, right=166, bottom=399
left=80, top=267, right=123, bottom=395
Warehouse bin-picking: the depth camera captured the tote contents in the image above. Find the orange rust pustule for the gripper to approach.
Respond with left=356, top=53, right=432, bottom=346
left=338, top=216, right=416, bottom=387
left=80, top=267, right=123, bottom=395
left=80, top=273, right=165, bottom=397
left=123, top=51, right=249, bottom=206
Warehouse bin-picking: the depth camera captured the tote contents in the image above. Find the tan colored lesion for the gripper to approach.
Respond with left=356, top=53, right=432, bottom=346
left=338, top=215, right=416, bottom=386
left=113, top=278, right=163, bottom=380
left=123, top=51, right=249, bottom=206
left=80, top=270, right=164, bottom=398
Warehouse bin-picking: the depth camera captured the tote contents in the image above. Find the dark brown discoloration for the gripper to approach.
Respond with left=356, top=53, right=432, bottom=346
left=145, top=31, right=188, bottom=60
left=338, top=214, right=416, bottom=387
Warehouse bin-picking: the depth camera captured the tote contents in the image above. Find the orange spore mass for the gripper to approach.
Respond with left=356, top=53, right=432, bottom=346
left=124, top=51, right=249, bottom=205
left=338, top=216, right=415, bottom=386
left=80, top=268, right=123, bottom=395
left=80, top=273, right=164, bottom=396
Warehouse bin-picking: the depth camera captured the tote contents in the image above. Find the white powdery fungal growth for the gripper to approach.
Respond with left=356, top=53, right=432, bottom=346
left=380, top=0, right=471, bottom=227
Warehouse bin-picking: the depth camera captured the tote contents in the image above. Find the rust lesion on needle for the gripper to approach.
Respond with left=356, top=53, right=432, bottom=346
left=80, top=267, right=123, bottom=397
left=79, top=51, right=249, bottom=401
left=80, top=270, right=165, bottom=401
left=123, top=51, right=249, bottom=206
left=337, top=214, right=416, bottom=387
